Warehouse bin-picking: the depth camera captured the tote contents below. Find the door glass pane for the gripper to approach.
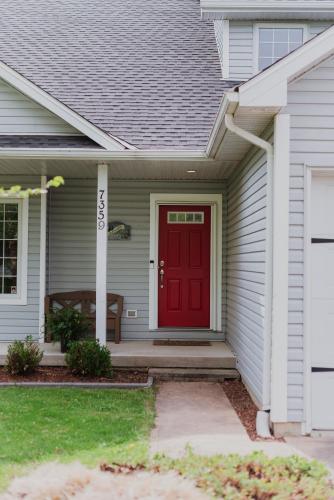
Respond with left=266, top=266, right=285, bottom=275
left=167, top=211, right=204, bottom=224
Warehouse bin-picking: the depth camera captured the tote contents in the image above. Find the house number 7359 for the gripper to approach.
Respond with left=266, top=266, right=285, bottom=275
left=97, top=189, right=106, bottom=230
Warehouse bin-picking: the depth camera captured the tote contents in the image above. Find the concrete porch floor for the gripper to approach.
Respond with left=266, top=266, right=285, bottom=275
left=0, top=340, right=236, bottom=369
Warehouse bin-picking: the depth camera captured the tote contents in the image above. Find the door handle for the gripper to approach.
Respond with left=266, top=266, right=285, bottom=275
left=160, top=268, right=164, bottom=288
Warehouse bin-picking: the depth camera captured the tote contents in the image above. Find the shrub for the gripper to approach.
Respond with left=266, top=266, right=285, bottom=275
left=5, top=336, right=43, bottom=375
left=156, top=449, right=333, bottom=500
left=47, top=308, right=92, bottom=352
left=65, top=339, right=112, bottom=378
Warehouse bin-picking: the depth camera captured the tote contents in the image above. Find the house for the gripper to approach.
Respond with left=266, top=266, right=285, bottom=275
left=0, top=0, right=334, bottom=436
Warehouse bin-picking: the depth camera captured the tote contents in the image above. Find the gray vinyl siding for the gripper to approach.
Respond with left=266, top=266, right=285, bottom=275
left=0, top=79, right=79, bottom=134
left=308, top=22, right=331, bottom=37
left=226, top=145, right=268, bottom=407
left=49, top=179, right=226, bottom=340
left=229, top=22, right=254, bottom=81
left=285, top=54, right=334, bottom=421
left=0, top=176, right=40, bottom=341
left=224, top=21, right=332, bottom=81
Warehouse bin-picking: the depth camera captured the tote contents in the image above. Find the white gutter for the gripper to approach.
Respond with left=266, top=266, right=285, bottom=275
left=224, top=113, right=273, bottom=436
left=0, top=149, right=209, bottom=161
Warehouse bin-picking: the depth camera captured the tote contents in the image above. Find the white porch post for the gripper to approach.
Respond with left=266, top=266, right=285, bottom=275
left=96, top=164, right=108, bottom=346
left=38, top=175, right=47, bottom=343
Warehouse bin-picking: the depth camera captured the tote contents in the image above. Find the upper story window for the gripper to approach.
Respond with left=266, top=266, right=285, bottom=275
left=0, top=198, right=28, bottom=305
left=256, top=24, right=306, bottom=72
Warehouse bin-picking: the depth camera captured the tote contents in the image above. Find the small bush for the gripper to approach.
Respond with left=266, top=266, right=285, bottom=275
left=65, top=339, right=112, bottom=378
left=47, top=308, right=92, bottom=352
left=156, top=449, right=333, bottom=500
left=6, top=336, right=43, bottom=375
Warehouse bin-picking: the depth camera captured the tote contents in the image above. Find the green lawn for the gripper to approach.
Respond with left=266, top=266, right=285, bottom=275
left=0, top=387, right=155, bottom=490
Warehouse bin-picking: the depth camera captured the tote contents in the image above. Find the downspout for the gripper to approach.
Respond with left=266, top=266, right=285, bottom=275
left=225, top=114, right=273, bottom=438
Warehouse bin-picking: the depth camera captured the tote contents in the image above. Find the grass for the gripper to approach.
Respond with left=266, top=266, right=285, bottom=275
left=0, top=387, right=155, bottom=490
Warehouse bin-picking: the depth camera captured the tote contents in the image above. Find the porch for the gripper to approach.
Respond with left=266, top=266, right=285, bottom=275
left=0, top=340, right=236, bottom=369
left=0, top=145, right=267, bottom=408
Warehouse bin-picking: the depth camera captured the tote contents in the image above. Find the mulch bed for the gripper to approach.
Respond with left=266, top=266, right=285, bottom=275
left=0, top=367, right=148, bottom=384
left=222, top=379, right=284, bottom=442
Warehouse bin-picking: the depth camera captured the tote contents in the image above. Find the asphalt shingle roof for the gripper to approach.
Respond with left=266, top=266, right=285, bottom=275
left=0, top=0, right=238, bottom=150
left=0, top=136, right=103, bottom=149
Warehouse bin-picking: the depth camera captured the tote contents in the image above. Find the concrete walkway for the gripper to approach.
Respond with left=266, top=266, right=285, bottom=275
left=286, top=436, right=334, bottom=471
left=150, top=382, right=303, bottom=459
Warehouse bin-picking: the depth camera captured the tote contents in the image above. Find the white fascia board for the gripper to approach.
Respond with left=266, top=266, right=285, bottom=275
left=206, top=91, right=239, bottom=157
left=0, top=149, right=209, bottom=161
left=239, top=25, right=334, bottom=108
left=201, top=0, right=334, bottom=19
left=0, top=61, right=126, bottom=151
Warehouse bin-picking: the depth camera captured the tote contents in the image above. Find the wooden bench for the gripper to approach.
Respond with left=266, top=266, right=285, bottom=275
left=45, top=291, right=123, bottom=343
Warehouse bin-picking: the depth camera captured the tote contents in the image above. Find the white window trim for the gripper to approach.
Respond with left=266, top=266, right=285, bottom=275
left=253, top=23, right=309, bottom=75
left=149, top=193, right=223, bottom=332
left=0, top=197, right=28, bottom=306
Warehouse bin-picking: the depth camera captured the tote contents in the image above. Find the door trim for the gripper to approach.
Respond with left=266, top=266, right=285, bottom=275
left=303, top=166, right=334, bottom=434
left=149, top=193, right=223, bottom=331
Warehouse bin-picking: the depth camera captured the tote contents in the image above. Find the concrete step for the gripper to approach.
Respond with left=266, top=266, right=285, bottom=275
left=149, top=367, right=240, bottom=380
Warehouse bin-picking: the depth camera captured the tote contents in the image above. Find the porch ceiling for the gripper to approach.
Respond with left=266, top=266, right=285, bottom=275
left=0, top=107, right=275, bottom=181
left=0, top=156, right=240, bottom=181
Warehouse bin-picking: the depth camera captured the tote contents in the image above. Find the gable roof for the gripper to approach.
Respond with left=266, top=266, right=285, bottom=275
left=206, top=23, right=334, bottom=166
left=236, top=24, right=334, bottom=107
left=0, top=0, right=237, bottom=151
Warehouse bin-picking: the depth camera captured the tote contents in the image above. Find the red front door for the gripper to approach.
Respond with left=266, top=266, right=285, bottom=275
left=158, top=205, right=211, bottom=328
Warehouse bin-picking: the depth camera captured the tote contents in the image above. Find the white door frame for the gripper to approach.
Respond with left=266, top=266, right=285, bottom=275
left=149, top=193, right=223, bottom=331
left=303, top=165, right=334, bottom=434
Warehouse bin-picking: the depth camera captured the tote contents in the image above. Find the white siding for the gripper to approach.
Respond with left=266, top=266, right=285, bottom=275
left=216, top=21, right=333, bottom=81
left=226, top=146, right=268, bottom=407
left=49, top=179, right=226, bottom=340
left=0, top=176, right=40, bottom=341
left=0, top=79, right=80, bottom=135
left=285, top=55, right=334, bottom=421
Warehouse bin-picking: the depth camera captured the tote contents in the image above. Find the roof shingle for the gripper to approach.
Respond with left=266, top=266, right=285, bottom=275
left=0, top=0, right=238, bottom=150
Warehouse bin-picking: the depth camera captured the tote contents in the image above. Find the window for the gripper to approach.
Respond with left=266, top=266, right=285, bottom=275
left=0, top=199, right=28, bottom=304
left=257, top=26, right=305, bottom=71
left=167, top=211, right=204, bottom=224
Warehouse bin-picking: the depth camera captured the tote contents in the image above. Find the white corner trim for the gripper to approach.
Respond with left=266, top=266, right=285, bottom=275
left=252, top=23, right=309, bottom=75
left=38, top=176, right=47, bottom=342
left=222, top=20, right=230, bottom=80
left=0, top=197, right=29, bottom=306
left=239, top=24, right=334, bottom=108
left=0, top=60, right=126, bottom=151
left=270, top=113, right=290, bottom=422
left=149, top=193, right=223, bottom=332
left=96, top=164, right=108, bottom=346
left=303, top=164, right=313, bottom=434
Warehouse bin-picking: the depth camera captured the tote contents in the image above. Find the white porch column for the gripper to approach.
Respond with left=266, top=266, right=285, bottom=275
left=38, top=175, right=47, bottom=343
left=96, top=164, right=108, bottom=346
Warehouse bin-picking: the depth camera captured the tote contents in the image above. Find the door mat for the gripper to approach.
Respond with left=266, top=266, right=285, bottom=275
left=153, top=340, right=211, bottom=346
